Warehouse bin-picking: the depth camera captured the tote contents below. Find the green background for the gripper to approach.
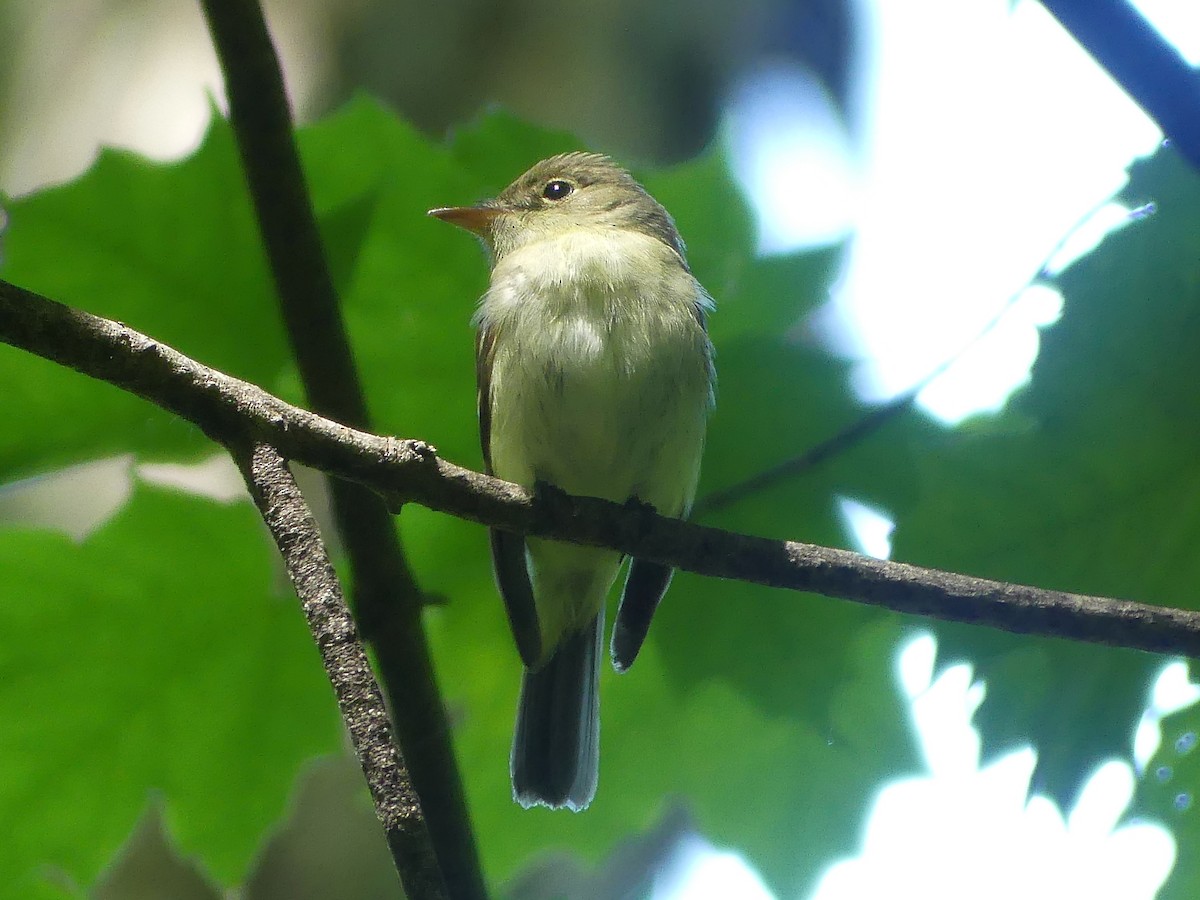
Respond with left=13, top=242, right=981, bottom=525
left=2, top=98, right=1198, bottom=897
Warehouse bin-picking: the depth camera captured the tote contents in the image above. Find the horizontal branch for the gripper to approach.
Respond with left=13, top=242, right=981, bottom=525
left=3, top=276, right=1200, bottom=658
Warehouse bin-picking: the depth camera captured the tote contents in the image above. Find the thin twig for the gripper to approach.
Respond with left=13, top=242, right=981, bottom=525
left=4, top=278, right=1200, bottom=659
left=694, top=393, right=913, bottom=516
left=232, top=441, right=447, bottom=900
left=1040, top=0, right=1200, bottom=169
left=198, top=1, right=483, bottom=895
left=697, top=195, right=1126, bottom=515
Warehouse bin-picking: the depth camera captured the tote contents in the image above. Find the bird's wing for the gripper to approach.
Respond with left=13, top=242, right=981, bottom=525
left=477, top=324, right=542, bottom=668
left=613, top=289, right=711, bottom=673
left=475, top=325, right=498, bottom=473
left=612, top=558, right=674, bottom=672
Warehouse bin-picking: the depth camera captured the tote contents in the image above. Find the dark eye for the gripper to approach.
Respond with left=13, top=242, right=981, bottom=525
left=542, top=180, right=573, bottom=201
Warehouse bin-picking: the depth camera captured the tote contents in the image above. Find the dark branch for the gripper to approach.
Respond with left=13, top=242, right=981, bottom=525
left=5, top=278, right=1200, bottom=660
left=1040, top=0, right=1200, bottom=169
left=199, top=0, right=365, bottom=416
left=694, top=393, right=913, bottom=515
left=198, top=2, right=483, bottom=894
left=232, top=441, right=446, bottom=900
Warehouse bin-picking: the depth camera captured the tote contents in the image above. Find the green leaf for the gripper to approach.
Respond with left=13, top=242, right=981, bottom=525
left=2, top=97, right=918, bottom=896
left=886, top=146, right=1200, bottom=806
left=0, top=121, right=282, bottom=479
left=1132, top=702, right=1200, bottom=899
left=0, top=487, right=341, bottom=894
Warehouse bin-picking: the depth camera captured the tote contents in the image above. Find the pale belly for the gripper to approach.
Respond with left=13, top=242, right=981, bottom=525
left=477, top=228, right=713, bottom=640
left=487, top=302, right=710, bottom=517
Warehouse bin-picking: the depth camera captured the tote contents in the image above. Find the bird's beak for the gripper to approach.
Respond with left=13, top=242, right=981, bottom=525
left=427, top=204, right=501, bottom=236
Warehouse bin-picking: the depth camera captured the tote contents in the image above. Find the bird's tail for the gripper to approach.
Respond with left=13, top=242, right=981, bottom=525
left=510, top=610, right=603, bottom=811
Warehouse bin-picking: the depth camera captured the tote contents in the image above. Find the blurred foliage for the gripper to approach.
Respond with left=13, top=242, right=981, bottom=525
left=93, top=804, right=221, bottom=900
left=0, top=97, right=900, bottom=898
left=882, top=147, right=1200, bottom=831
left=0, top=489, right=340, bottom=899
left=0, top=0, right=854, bottom=194
left=335, top=0, right=855, bottom=161
left=0, top=120, right=281, bottom=479
left=1, top=95, right=1199, bottom=900
left=1136, top=702, right=1200, bottom=897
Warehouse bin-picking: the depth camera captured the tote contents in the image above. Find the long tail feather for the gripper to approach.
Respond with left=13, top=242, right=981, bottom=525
left=511, top=611, right=603, bottom=811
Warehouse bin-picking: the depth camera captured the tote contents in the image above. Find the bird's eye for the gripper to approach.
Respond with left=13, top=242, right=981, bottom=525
left=542, top=180, right=574, bottom=201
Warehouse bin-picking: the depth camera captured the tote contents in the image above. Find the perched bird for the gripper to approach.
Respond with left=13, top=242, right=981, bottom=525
left=430, top=153, right=714, bottom=810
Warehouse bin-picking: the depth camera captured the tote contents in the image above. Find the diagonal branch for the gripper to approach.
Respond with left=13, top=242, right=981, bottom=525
left=198, top=1, right=482, bottom=894
left=694, top=394, right=912, bottom=516
left=232, top=440, right=446, bottom=900
left=1039, top=0, right=1200, bottom=170
left=5, top=277, right=1200, bottom=659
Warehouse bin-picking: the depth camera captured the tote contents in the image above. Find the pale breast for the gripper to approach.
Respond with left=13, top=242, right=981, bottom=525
left=479, top=228, right=712, bottom=515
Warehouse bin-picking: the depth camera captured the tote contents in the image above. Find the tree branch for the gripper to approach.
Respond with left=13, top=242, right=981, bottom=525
left=5, top=277, right=1200, bottom=660
left=198, top=1, right=483, bottom=895
left=231, top=440, right=446, bottom=900
left=694, top=394, right=912, bottom=515
left=1039, top=0, right=1200, bottom=170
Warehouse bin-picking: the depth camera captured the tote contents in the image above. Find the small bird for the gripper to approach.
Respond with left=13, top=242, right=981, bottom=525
left=430, top=153, right=714, bottom=810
